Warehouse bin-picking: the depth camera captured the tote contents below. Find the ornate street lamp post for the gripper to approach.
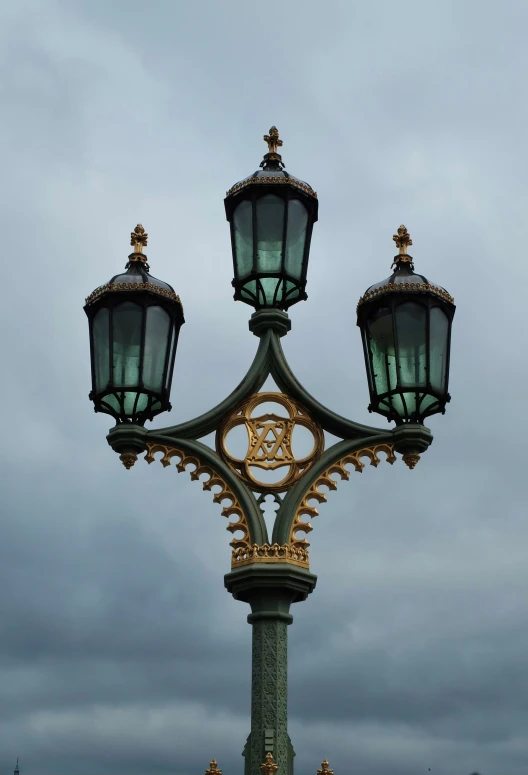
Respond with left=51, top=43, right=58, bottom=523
left=84, top=128, right=455, bottom=775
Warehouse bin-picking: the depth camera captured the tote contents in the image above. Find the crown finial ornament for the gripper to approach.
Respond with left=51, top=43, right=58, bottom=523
left=392, top=224, right=413, bottom=265
left=205, top=759, right=222, bottom=775
left=264, top=126, right=283, bottom=154
left=129, top=223, right=149, bottom=264
left=261, top=126, right=285, bottom=169
left=260, top=752, right=279, bottom=775
left=317, top=759, right=334, bottom=775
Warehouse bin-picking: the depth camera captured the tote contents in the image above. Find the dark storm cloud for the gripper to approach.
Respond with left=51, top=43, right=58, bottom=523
left=1, top=1, right=528, bottom=774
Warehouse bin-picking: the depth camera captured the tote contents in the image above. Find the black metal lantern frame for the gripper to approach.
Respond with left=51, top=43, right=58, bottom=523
left=85, top=286, right=184, bottom=426
left=357, top=288, right=455, bottom=424
left=225, top=183, right=318, bottom=310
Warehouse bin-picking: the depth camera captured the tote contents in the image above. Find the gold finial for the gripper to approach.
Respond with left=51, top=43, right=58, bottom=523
left=205, top=760, right=222, bottom=775
left=317, top=759, right=334, bottom=775
left=393, top=224, right=412, bottom=255
left=402, top=452, right=420, bottom=470
left=263, top=126, right=283, bottom=155
left=260, top=752, right=279, bottom=775
left=130, top=224, right=148, bottom=254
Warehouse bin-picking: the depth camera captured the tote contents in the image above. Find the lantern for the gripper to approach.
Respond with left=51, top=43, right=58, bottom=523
left=84, top=225, right=184, bottom=425
left=224, top=127, right=318, bottom=309
left=357, top=225, right=455, bottom=424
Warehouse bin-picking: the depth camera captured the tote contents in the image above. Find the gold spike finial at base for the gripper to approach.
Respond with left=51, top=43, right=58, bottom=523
left=205, top=759, right=222, bottom=775
left=119, top=452, right=138, bottom=470
left=402, top=452, right=420, bottom=470
left=393, top=224, right=412, bottom=254
left=260, top=752, right=279, bottom=775
left=263, top=126, right=283, bottom=154
left=317, top=759, right=334, bottom=775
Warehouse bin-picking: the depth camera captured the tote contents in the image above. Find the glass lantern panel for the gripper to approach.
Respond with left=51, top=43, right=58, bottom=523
left=430, top=306, right=449, bottom=391
left=395, top=302, right=427, bottom=388
left=164, top=322, right=178, bottom=390
left=367, top=306, right=397, bottom=396
left=143, top=306, right=171, bottom=391
left=92, top=307, right=110, bottom=392
left=241, top=279, right=257, bottom=303
left=112, top=301, right=143, bottom=388
left=258, top=277, right=282, bottom=306
left=122, top=391, right=149, bottom=416
left=257, top=195, right=284, bottom=273
left=233, top=200, right=254, bottom=278
left=285, top=280, right=300, bottom=302
left=285, top=200, right=308, bottom=280
left=391, top=391, right=418, bottom=419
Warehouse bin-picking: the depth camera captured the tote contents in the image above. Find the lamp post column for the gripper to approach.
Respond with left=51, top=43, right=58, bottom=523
left=225, top=564, right=317, bottom=775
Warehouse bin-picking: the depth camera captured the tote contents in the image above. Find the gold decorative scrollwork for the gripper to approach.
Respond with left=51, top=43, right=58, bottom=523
left=144, top=443, right=250, bottom=552
left=289, top=443, right=397, bottom=548
left=232, top=543, right=310, bottom=569
left=217, top=392, right=324, bottom=494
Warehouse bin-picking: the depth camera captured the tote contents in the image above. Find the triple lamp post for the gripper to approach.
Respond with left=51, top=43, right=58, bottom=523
left=84, top=127, right=455, bottom=775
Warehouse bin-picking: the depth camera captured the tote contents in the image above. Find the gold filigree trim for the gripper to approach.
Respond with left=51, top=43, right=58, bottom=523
left=357, top=281, right=454, bottom=309
left=85, top=282, right=183, bottom=308
left=232, top=543, right=310, bottom=569
left=144, top=443, right=250, bottom=551
left=289, top=443, right=397, bottom=548
left=226, top=176, right=317, bottom=199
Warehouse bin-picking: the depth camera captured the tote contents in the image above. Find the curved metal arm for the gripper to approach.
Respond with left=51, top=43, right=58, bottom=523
left=107, top=426, right=268, bottom=546
left=268, top=332, right=388, bottom=441
left=157, top=330, right=273, bottom=440
left=272, top=434, right=394, bottom=546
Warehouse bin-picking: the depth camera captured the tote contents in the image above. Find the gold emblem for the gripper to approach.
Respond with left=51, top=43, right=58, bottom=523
left=260, top=753, right=279, bottom=775
left=217, top=392, right=324, bottom=493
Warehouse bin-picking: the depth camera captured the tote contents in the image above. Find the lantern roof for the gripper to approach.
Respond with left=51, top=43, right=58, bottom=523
left=225, top=126, right=318, bottom=201
left=85, top=224, right=183, bottom=312
left=357, top=225, right=454, bottom=311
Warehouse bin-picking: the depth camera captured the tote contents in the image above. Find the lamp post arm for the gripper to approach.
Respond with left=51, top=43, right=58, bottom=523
left=272, top=433, right=397, bottom=546
left=107, top=428, right=268, bottom=546
left=268, top=333, right=389, bottom=441
left=155, top=330, right=273, bottom=441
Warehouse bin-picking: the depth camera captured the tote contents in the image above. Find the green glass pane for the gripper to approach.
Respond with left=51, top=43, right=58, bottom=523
left=430, top=306, right=449, bottom=391
left=123, top=391, right=148, bottom=416
left=103, top=394, right=121, bottom=413
left=420, top=394, right=437, bottom=412
left=234, top=200, right=253, bottom=278
left=259, top=277, right=282, bottom=306
left=391, top=391, right=418, bottom=418
left=143, top=306, right=170, bottom=391
left=241, top=279, right=257, bottom=302
left=368, top=307, right=397, bottom=396
left=395, top=302, right=427, bottom=388
left=93, top=307, right=110, bottom=392
left=257, top=195, right=284, bottom=273
left=164, top=322, right=177, bottom=390
left=285, top=200, right=308, bottom=280
left=285, top=280, right=300, bottom=302
left=112, top=302, right=143, bottom=388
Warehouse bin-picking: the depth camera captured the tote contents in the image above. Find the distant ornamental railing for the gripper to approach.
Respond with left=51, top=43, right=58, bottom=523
left=203, top=754, right=334, bottom=775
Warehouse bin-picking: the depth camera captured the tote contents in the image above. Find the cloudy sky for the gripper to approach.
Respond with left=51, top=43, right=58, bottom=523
left=1, top=1, right=528, bottom=774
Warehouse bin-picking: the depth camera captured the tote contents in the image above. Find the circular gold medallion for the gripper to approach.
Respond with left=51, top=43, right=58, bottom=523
left=216, top=393, right=324, bottom=493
